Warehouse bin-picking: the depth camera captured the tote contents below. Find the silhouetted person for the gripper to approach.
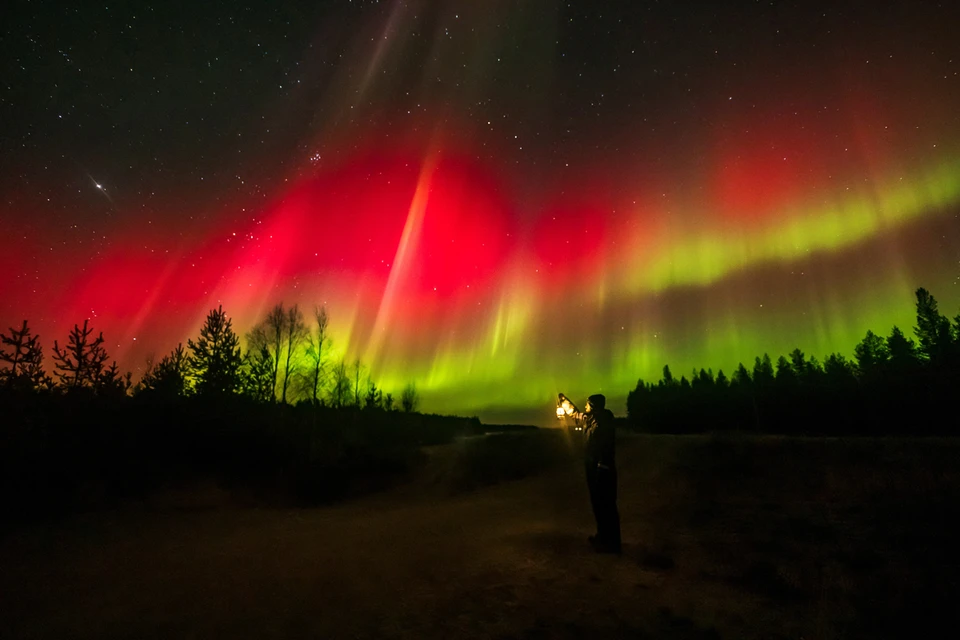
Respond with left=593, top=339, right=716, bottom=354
left=559, top=393, right=621, bottom=554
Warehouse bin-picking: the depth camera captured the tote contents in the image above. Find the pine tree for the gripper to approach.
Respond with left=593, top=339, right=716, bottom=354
left=52, top=320, right=110, bottom=389
left=240, top=342, right=275, bottom=402
left=661, top=365, right=675, bottom=386
left=887, top=326, right=919, bottom=370
left=775, top=355, right=796, bottom=385
left=715, top=369, right=729, bottom=388
left=98, top=361, right=132, bottom=397
left=807, top=355, right=824, bottom=380
left=0, top=320, right=47, bottom=390
left=854, top=329, right=890, bottom=375
left=733, top=363, right=752, bottom=386
left=789, top=348, right=808, bottom=379
left=823, top=353, right=857, bottom=384
left=626, top=379, right=650, bottom=420
left=753, top=354, right=775, bottom=385
left=188, top=306, right=242, bottom=396
left=693, top=368, right=714, bottom=389
left=140, top=344, right=189, bottom=396
left=914, top=288, right=952, bottom=362
left=364, top=381, right=383, bottom=410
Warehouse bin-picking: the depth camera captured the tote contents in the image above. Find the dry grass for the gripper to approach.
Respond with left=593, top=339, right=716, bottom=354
left=2, top=433, right=957, bottom=639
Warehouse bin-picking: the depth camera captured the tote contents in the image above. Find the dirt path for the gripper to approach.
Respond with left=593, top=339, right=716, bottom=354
left=3, top=435, right=954, bottom=639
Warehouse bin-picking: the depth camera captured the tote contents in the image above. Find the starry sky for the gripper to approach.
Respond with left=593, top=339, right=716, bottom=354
left=2, top=0, right=959, bottom=422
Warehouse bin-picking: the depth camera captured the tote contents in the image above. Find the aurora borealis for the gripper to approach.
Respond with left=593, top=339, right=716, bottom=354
left=2, top=1, right=960, bottom=422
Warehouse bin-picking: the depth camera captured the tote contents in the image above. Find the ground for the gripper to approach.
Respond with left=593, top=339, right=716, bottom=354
left=2, top=433, right=958, bottom=639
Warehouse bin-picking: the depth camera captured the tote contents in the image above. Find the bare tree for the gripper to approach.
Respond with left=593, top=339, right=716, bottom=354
left=280, top=304, right=307, bottom=404
left=301, top=305, right=330, bottom=404
left=328, top=359, right=351, bottom=408
left=263, top=302, right=287, bottom=399
left=352, top=358, right=364, bottom=407
left=401, top=382, right=420, bottom=413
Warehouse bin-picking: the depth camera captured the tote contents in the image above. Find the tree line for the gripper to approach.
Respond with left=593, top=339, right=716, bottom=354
left=0, top=303, right=483, bottom=521
left=626, top=287, right=960, bottom=435
left=0, top=302, right=421, bottom=412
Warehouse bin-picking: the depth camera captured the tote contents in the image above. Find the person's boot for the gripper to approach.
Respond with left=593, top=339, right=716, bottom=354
left=594, top=535, right=621, bottom=555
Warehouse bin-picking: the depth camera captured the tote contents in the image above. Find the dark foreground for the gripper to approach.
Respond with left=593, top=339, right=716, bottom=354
left=2, top=433, right=958, bottom=639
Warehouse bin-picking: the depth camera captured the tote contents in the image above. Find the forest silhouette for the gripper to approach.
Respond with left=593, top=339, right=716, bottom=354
left=1, top=286, right=959, bottom=522
left=627, top=287, right=960, bottom=435
left=0, top=302, right=462, bottom=523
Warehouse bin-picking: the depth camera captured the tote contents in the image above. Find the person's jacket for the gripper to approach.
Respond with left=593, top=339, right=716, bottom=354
left=574, top=408, right=616, bottom=470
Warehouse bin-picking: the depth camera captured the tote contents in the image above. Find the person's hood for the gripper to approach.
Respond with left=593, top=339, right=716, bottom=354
left=587, top=394, right=606, bottom=411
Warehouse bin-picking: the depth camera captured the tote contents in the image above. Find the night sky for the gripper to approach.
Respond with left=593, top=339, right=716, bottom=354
left=2, top=0, right=960, bottom=421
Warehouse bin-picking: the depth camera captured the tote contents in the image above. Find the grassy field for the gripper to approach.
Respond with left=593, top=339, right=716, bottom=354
left=2, top=432, right=958, bottom=639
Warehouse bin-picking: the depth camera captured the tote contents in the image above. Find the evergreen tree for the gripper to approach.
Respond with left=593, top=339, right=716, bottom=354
left=693, top=368, right=714, bottom=389
left=854, top=329, right=890, bottom=375
left=775, top=355, right=796, bottom=385
left=52, top=320, right=110, bottom=390
left=0, top=320, right=47, bottom=390
left=789, top=348, right=808, bottom=379
left=140, top=344, right=189, bottom=397
left=98, top=361, right=132, bottom=397
left=715, top=369, right=729, bottom=388
left=823, top=353, right=857, bottom=385
left=661, top=365, right=675, bottom=386
left=753, top=354, right=775, bottom=385
left=626, top=379, right=650, bottom=420
left=245, top=324, right=274, bottom=400
left=914, top=288, right=952, bottom=362
left=364, top=381, right=383, bottom=410
left=887, top=326, right=919, bottom=370
left=188, top=306, right=242, bottom=396
left=240, top=342, right=275, bottom=402
left=806, top=355, right=824, bottom=380
left=732, top=363, right=752, bottom=386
